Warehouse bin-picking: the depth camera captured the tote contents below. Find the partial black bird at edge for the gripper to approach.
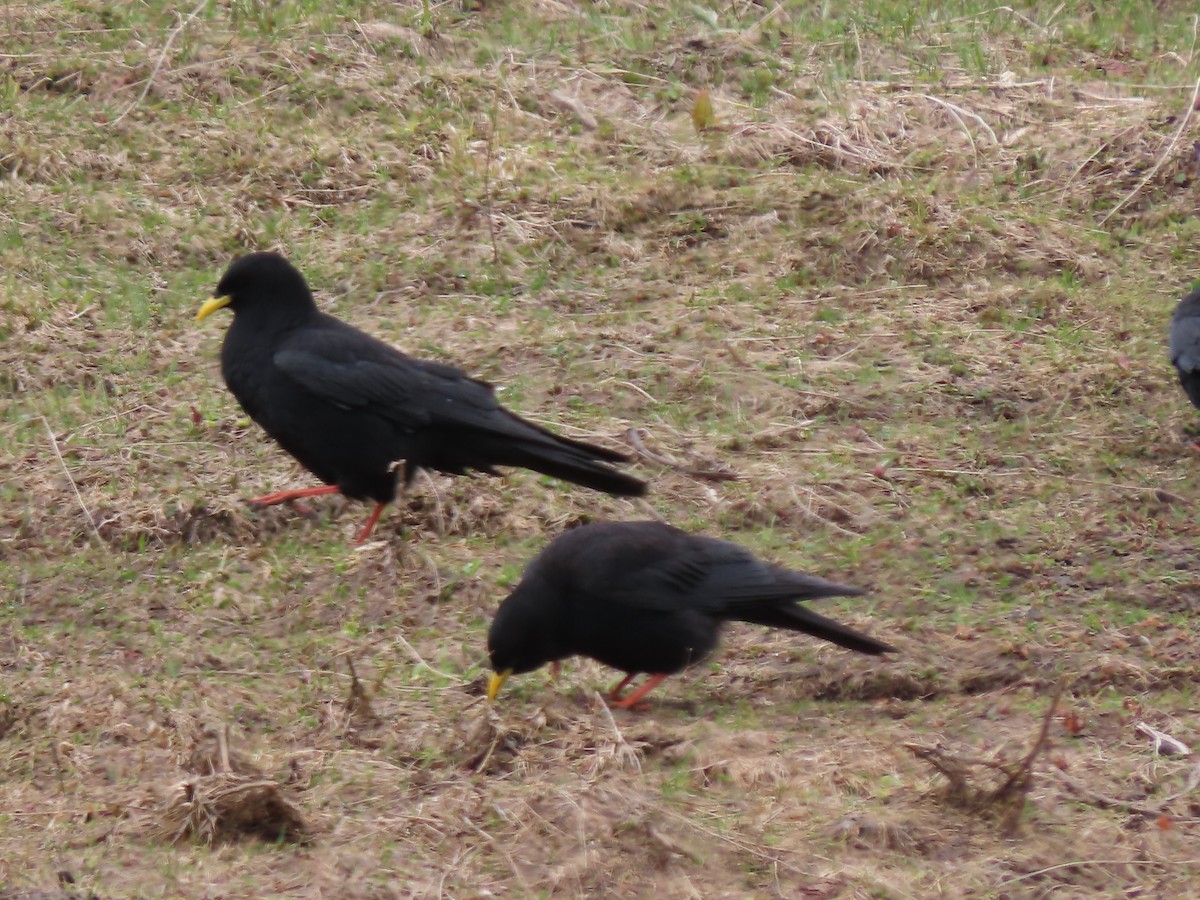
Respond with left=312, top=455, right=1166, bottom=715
left=1169, top=285, right=1200, bottom=415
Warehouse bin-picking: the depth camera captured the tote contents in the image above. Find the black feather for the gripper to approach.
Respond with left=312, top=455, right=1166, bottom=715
left=1169, top=286, right=1200, bottom=409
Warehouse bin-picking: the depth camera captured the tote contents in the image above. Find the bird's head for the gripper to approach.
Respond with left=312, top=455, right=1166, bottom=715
left=486, top=574, right=565, bottom=702
left=197, top=252, right=316, bottom=324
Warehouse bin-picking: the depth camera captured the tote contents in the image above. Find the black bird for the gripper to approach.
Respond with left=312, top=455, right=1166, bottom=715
left=487, top=520, right=894, bottom=709
left=1169, top=286, right=1200, bottom=411
left=197, top=253, right=646, bottom=541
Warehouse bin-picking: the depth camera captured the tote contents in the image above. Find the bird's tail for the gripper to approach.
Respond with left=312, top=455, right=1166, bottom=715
left=488, top=415, right=648, bottom=497
left=738, top=600, right=895, bottom=655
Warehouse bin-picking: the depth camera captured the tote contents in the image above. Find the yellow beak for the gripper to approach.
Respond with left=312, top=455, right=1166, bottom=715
left=487, top=669, right=512, bottom=702
left=196, top=295, right=232, bottom=323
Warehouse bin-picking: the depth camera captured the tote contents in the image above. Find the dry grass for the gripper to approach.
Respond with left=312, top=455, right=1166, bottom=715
left=4, top=1, right=1200, bottom=897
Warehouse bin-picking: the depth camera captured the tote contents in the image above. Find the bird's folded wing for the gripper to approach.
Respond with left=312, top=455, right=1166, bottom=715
left=608, top=556, right=862, bottom=612
left=698, top=567, right=866, bottom=606
left=274, top=346, right=501, bottom=428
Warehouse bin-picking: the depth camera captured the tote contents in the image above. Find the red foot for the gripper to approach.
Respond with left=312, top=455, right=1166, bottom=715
left=248, top=485, right=341, bottom=507
left=609, top=674, right=669, bottom=710
left=353, top=503, right=388, bottom=544
left=245, top=488, right=389, bottom=545
left=609, top=672, right=637, bottom=700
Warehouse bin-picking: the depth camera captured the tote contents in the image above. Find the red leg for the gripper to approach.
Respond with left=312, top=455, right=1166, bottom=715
left=248, top=485, right=340, bottom=506
left=611, top=674, right=669, bottom=710
left=353, top=502, right=388, bottom=544
left=609, top=672, right=637, bottom=700
left=551, top=661, right=561, bottom=681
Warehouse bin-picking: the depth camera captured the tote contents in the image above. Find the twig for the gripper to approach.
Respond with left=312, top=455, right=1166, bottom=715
left=1055, top=475, right=1191, bottom=496
left=660, top=808, right=817, bottom=878
left=888, top=467, right=1021, bottom=479
left=392, top=631, right=470, bottom=685
left=41, top=416, right=105, bottom=550
left=482, top=69, right=503, bottom=265
left=993, top=680, right=1063, bottom=798
left=472, top=726, right=502, bottom=775
left=1158, top=758, right=1200, bottom=804
left=1050, top=770, right=1200, bottom=825
left=791, top=484, right=861, bottom=538
left=231, top=83, right=289, bottom=111
left=625, top=428, right=739, bottom=482
left=918, top=94, right=984, bottom=164
left=592, top=691, right=641, bottom=773
left=110, top=0, right=208, bottom=126
left=614, top=380, right=657, bottom=403
left=217, top=724, right=232, bottom=774
left=548, top=90, right=598, bottom=130
left=918, top=93, right=998, bottom=143
left=907, top=742, right=972, bottom=798
left=987, top=5, right=1051, bottom=34
left=792, top=387, right=873, bottom=411
left=1099, top=76, right=1200, bottom=225
left=412, top=544, right=444, bottom=598
left=998, top=858, right=1200, bottom=888
left=344, top=658, right=377, bottom=724
left=1134, top=721, right=1191, bottom=756
left=905, top=682, right=1064, bottom=831
left=645, top=822, right=703, bottom=864
left=417, top=468, right=447, bottom=537
left=634, top=497, right=670, bottom=523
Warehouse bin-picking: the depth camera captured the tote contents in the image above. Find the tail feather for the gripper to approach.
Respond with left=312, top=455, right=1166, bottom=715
left=499, top=441, right=647, bottom=496
left=479, top=417, right=647, bottom=497
left=530, top=425, right=631, bottom=465
left=737, top=603, right=894, bottom=655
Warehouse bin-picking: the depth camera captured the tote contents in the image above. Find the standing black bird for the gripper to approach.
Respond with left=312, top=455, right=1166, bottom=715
left=196, top=253, right=647, bottom=541
left=1169, top=286, right=1200, bottom=411
left=487, top=520, right=894, bottom=709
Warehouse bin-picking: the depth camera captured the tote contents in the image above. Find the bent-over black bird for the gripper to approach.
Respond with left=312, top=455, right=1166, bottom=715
left=197, top=253, right=646, bottom=541
left=487, top=520, right=894, bottom=709
left=1169, top=285, right=1200, bottom=412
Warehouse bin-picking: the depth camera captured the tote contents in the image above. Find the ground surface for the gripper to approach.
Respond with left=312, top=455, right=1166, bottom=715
left=3, top=1, right=1200, bottom=897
